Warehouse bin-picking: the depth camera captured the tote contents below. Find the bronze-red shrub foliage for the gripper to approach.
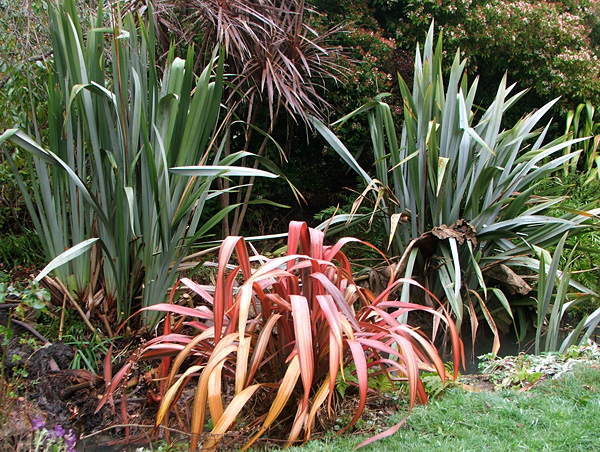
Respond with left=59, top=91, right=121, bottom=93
left=99, top=221, right=463, bottom=450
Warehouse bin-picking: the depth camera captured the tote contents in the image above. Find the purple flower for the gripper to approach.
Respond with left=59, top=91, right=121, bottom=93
left=49, top=424, right=65, bottom=438
left=64, top=430, right=77, bottom=452
left=31, top=417, right=45, bottom=430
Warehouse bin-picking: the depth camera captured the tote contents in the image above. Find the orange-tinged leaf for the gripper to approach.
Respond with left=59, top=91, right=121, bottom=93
left=235, top=337, right=252, bottom=395
left=240, top=355, right=301, bottom=451
left=304, top=378, right=330, bottom=443
left=354, top=334, right=418, bottom=407
left=156, top=365, right=203, bottom=426
left=208, top=359, right=226, bottom=426
left=287, top=400, right=308, bottom=447
left=316, top=295, right=343, bottom=406
left=398, top=327, right=446, bottom=383
left=368, top=306, right=446, bottom=382
left=166, top=327, right=215, bottom=390
left=378, top=298, right=465, bottom=377
left=340, top=317, right=355, bottom=340
left=344, top=283, right=359, bottom=306
left=291, top=295, right=314, bottom=407
left=191, top=335, right=238, bottom=451
left=201, top=384, right=261, bottom=451
left=214, top=236, right=245, bottom=345
left=247, top=313, right=281, bottom=384
left=237, top=283, right=254, bottom=344
left=327, top=331, right=341, bottom=410
left=392, top=334, right=420, bottom=409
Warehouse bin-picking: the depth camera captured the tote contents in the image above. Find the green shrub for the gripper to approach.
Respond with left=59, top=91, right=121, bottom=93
left=1, top=0, right=278, bottom=325
left=0, top=231, right=44, bottom=270
left=313, top=23, right=600, bottom=349
left=373, top=0, right=600, bottom=114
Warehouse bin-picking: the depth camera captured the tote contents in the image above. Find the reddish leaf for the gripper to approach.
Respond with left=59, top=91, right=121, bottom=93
left=141, top=303, right=215, bottom=320
left=165, top=327, right=215, bottom=390
left=214, top=236, right=245, bottom=345
left=246, top=314, right=281, bottom=384
left=356, top=417, right=408, bottom=449
left=291, top=295, right=314, bottom=407
left=180, top=277, right=215, bottom=303
left=310, top=273, right=360, bottom=330
left=341, top=340, right=368, bottom=433
left=96, top=361, right=133, bottom=413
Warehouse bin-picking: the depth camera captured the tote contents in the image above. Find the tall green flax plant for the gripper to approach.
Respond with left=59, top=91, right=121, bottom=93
left=535, top=233, right=600, bottom=354
left=313, top=24, right=600, bottom=348
left=0, top=0, right=278, bottom=324
left=563, top=101, right=600, bottom=180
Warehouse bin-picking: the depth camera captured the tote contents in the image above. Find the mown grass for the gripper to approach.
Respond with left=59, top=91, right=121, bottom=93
left=282, top=365, right=600, bottom=452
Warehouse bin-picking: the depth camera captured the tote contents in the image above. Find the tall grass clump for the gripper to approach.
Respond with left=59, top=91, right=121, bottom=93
left=0, top=0, right=278, bottom=325
left=534, top=233, right=600, bottom=354
left=563, top=101, right=600, bottom=179
left=313, top=23, right=600, bottom=349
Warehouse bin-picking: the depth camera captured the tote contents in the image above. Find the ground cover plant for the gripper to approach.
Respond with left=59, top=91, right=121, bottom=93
left=314, top=23, right=600, bottom=351
left=479, top=341, right=600, bottom=390
left=98, top=221, right=463, bottom=450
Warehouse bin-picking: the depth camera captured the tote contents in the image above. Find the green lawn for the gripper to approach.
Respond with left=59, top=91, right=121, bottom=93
left=283, top=365, right=600, bottom=452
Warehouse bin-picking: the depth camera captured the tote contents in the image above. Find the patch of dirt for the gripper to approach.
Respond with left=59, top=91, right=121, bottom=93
left=33, top=369, right=108, bottom=432
left=0, top=338, right=115, bottom=444
left=458, top=374, right=497, bottom=392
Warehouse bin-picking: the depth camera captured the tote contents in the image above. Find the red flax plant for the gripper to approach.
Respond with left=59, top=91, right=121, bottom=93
left=98, top=221, right=463, bottom=450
